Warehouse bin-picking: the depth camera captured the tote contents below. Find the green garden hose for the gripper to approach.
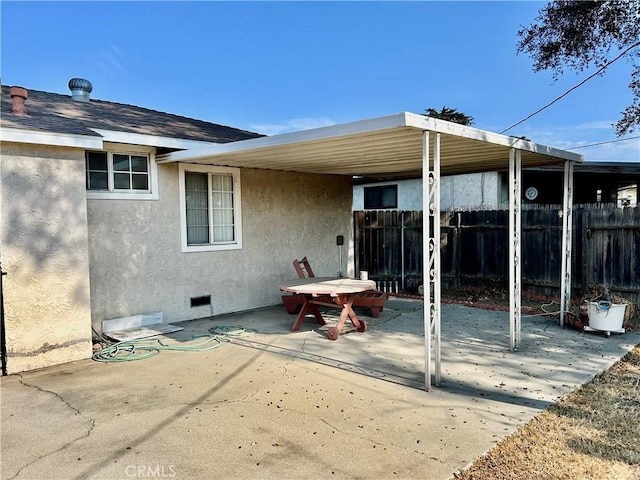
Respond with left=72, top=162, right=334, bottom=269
left=92, top=324, right=255, bottom=363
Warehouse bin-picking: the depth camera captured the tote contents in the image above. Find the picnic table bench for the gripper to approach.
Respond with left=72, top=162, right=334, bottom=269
left=279, top=277, right=377, bottom=340
left=281, top=257, right=388, bottom=318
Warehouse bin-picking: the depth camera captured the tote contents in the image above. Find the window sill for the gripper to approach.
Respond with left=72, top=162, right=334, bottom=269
left=182, top=242, right=243, bottom=253
left=87, top=191, right=159, bottom=201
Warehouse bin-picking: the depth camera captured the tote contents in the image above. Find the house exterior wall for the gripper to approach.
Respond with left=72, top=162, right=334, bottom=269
left=86, top=165, right=354, bottom=328
left=0, top=143, right=93, bottom=373
left=353, top=172, right=501, bottom=211
left=441, top=172, right=500, bottom=210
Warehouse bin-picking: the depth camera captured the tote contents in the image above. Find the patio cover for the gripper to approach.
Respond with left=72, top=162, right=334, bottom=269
left=157, top=112, right=583, bottom=390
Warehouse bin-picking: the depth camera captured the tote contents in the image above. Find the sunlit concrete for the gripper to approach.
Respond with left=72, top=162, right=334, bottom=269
left=2, top=299, right=637, bottom=480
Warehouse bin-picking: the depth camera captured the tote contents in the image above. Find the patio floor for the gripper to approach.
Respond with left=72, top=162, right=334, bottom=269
left=2, top=298, right=638, bottom=480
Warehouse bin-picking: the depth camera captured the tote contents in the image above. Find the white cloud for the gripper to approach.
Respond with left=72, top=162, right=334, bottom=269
left=90, top=43, right=126, bottom=74
left=250, top=117, right=336, bottom=136
left=571, top=120, right=616, bottom=130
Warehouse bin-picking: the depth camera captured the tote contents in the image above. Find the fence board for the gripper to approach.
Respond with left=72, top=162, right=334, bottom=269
left=354, top=206, right=640, bottom=301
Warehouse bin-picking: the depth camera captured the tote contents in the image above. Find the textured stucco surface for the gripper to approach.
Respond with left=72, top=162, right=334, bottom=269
left=353, top=172, right=501, bottom=211
left=441, top=172, right=500, bottom=210
left=86, top=165, right=354, bottom=328
left=0, top=143, right=93, bottom=373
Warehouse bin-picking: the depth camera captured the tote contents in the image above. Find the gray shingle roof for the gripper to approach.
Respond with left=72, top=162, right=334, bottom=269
left=1, top=85, right=263, bottom=144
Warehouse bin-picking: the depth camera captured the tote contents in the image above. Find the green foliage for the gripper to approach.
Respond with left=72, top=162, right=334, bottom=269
left=517, top=0, right=640, bottom=136
left=423, top=106, right=474, bottom=125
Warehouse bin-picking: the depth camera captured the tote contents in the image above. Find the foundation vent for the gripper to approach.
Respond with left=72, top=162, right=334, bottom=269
left=190, top=295, right=211, bottom=307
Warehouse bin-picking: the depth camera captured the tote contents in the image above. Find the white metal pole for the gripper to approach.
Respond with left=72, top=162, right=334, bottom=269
left=433, top=133, right=442, bottom=386
left=515, top=150, right=522, bottom=347
left=560, top=160, right=575, bottom=327
left=423, top=131, right=431, bottom=391
left=508, top=150, right=515, bottom=351
left=508, top=149, right=522, bottom=350
left=422, top=130, right=442, bottom=390
left=401, top=219, right=405, bottom=290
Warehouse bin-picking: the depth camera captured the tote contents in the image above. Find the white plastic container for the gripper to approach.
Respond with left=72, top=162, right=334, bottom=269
left=587, top=301, right=627, bottom=333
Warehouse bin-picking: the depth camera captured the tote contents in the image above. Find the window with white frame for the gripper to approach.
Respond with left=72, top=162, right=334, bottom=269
left=85, top=146, right=158, bottom=200
left=179, top=164, right=242, bottom=252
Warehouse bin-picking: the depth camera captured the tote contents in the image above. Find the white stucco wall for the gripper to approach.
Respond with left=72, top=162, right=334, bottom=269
left=0, top=143, right=93, bottom=373
left=441, top=172, right=500, bottom=210
left=353, top=172, right=501, bottom=211
left=86, top=164, right=354, bottom=328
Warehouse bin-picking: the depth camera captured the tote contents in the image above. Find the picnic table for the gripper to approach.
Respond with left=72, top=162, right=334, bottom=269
left=278, top=277, right=377, bottom=340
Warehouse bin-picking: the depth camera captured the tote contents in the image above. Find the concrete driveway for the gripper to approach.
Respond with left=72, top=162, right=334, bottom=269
left=2, top=298, right=638, bottom=480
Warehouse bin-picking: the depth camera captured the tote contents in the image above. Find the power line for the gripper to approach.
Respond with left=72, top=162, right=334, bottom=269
left=566, top=135, right=640, bottom=150
left=500, top=40, right=640, bottom=135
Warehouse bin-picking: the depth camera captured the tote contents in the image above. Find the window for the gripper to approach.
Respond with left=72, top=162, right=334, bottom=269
left=364, top=185, right=398, bottom=209
left=85, top=147, right=158, bottom=200
left=179, top=164, right=242, bottom=252
left=617, top=182, right=637, bottom=208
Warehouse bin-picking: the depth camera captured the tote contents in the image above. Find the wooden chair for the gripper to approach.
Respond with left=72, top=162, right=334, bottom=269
left=282, top=257, right=320, bottom=314
left=282, top=257, right=388, bottom=318
left=293, top=257, right=314, bottom=278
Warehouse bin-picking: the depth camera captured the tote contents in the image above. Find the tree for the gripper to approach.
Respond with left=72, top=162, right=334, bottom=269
left=517, top=0, right=640, bottom=136
left=423, top=106, right=474, bottom=125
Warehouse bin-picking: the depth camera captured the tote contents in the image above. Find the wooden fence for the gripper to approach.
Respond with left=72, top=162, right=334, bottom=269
left=354, top=205, right=640, bottom=303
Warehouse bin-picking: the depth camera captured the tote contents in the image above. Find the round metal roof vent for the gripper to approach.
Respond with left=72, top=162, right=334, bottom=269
left=68, top=78, right=93, bottom=102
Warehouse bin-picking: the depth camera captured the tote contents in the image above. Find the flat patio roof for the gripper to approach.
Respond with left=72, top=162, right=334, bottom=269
left=156, top=112, right=583, bottom=175
left=157, top=111, right=584, bottom=390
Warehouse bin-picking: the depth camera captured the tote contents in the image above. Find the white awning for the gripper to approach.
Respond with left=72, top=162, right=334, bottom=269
left=157, top=111, right=582, bottom=391
left=156, top=112, right=582, bottom=175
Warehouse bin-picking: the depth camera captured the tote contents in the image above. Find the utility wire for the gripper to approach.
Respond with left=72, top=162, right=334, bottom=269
left=500, top=41, right=640, bottom=134
left=566, top=135, right=640, bottom=150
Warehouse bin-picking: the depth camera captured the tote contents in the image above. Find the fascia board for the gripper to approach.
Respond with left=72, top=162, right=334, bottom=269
left=0, top=127, right=103, bottom=149
left=156, top=113, right=411, bottom=163
left=90, top=129, right=216, bottom=150
left=404, top=112, right=584, bottom=163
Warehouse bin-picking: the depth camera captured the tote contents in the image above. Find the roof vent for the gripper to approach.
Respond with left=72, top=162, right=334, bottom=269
left=10, top=86, right=28, bottom=115
left=68, top=78, right=93, bottom=102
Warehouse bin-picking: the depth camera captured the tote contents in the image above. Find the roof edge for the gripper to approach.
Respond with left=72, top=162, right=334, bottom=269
left=403, top=113, right=583, bottom=163
left=0, top=127, right=103, bottom=149
left=91, top=129, right=222, bottom=150
left=157, top=113, right=411, bottom=163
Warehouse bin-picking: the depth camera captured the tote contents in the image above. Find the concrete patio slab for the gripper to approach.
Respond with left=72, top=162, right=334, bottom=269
left=2, top=298, right=638, bottom=480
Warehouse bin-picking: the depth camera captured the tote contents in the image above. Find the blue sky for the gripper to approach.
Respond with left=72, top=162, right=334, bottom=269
left=1, top=1, right=638, bottom=161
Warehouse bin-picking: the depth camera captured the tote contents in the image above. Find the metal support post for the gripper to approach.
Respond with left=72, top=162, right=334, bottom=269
left=423, top=131, right=441, bottom=390
left=433, top=134, right=441, bottom=386
left=401, top=220, right=405, bottom=291
left=560, top=160, right=574, bottom=327
left=508, top=149, right=522, bottom=350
